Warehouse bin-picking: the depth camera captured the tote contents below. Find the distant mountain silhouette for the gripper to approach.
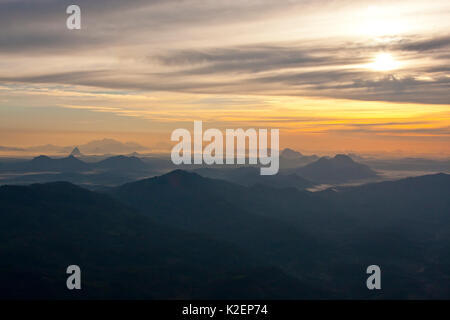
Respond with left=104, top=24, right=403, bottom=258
left=194, top=166, right=315, bottom=190
left=111, top=170, right=333, bottom=286
left=281, top=148, right=303, bottom=158
left=110, top=170, right=450, bottom=298
left=279, top=148, right=319, bottom=169
left=79, top=138, right=146, bottom=155
left=0, top=139, right=147, bottom=156
left=326, top=173, right=450, bottom=222
left=294, top=154, right=378, bottom=183
left=2, top=155, right=155, bottom=174
left=26, top=155, right=91, bottom=172
left=0, top=154, right=168, bottom=187
left=70, top=147, right=82, bottom=157
left=129, top=152, right=141, bottom=157
left=93, top=155, right=148, bottom=172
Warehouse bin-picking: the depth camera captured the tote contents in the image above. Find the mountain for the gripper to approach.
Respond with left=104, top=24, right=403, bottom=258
left=79, top=139, right=146, bottom=155
left=323, top=173, right=450, bottom=224
left=281, top=148, right=303, bottom=158
left=194, top=166, right=315, bottom=190
left=0, top=155, right=166, bottom=187
left=0, top=181, right=317, bottom=299
left=70, top=147, right=82, bottom=157
left=1, top=155, right=154, bottom=174
left=0, top=139, right=148, bottom=156
left=279, top=148, right=319, bottom=169
left=294, top=154, right=378, bottom=184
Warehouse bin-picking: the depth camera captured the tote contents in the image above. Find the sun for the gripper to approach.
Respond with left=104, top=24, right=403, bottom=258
left=370, top=53, right=399, bottom=71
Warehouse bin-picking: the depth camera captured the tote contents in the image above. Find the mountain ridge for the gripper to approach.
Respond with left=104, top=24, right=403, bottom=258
left=0, top=181, right=320, bottom=299
left=293, top=154, right=378, bottom=184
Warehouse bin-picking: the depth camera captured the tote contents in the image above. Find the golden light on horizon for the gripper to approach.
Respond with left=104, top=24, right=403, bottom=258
left=370, top=53, right=400, bottom=71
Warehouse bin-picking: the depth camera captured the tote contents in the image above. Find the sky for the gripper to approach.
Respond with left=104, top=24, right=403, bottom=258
left=0, top=0, right=449, bottom=156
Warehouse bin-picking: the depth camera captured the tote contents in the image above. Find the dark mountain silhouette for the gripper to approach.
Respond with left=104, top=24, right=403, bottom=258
left=0, top=155, right=163, bottom=187
left=26, top=155, right=91, bottom=172
left=129, top=152, right=141, bottom=157
left=279, top=148, right=319, bottom=169
left=1, top=155, right=154, bottom=174
left=194, top=166, right=315, bottom=190
left=281, top=148, right=303, bottom=158
left=0, top=139, right=147, bottom=156
left=79, top=138, right=146, bottom=155
left=294, top=154, right=378, bottom=183
left=0, top=181, right=319, bottom=299
left=93, top=155, right=149, bottom=172
left=70, top=147, right=82, bottom=157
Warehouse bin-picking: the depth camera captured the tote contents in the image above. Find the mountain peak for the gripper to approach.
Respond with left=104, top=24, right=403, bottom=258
left=153, top=170, right=208, bottom=188
left=281, top=148, right=303, bottom=158
left=70, top=147, right=82, bottom=157
left=32, top=155, right=51, bottom=161
left=333, top=154, right=353, bottom=163
left=81, top=138, right=146, bottom=154
left=163, top=169, right=200, bottom=179
left=295, top=154, right=377, bottom=184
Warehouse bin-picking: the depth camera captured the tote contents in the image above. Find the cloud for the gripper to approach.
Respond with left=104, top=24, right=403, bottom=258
left=0, top=0, right=449, bottom=105
left=0, top=0, right=315, bottom=53
left=1, top=59, right=449, bottom=104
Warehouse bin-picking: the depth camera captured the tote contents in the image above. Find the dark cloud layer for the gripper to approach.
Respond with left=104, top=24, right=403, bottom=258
left=397, top=35, right=450, bottom=52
